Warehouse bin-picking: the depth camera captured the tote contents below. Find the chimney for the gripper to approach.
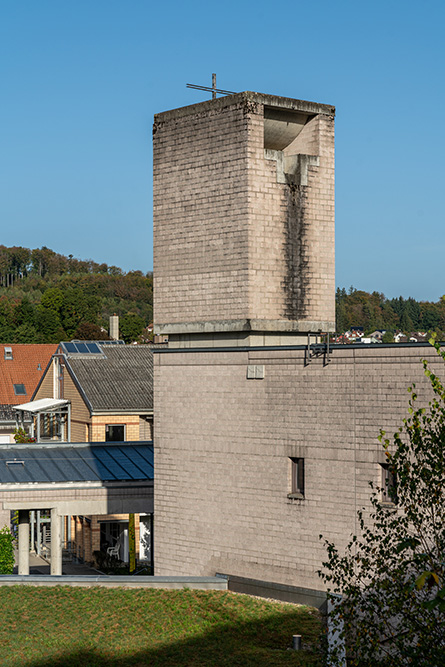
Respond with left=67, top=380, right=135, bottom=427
left=109, top=315, right=119, bottom=340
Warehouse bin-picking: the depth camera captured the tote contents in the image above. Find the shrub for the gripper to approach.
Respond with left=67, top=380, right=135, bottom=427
left=0, top=526, right=15, bottom=574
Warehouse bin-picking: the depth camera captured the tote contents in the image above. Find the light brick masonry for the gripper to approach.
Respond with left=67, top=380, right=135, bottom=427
left=151, top=91, right=436, bottom=594
left=153, top=92, right=335, bottom=340
left=154, top=343, right=440, bottom=589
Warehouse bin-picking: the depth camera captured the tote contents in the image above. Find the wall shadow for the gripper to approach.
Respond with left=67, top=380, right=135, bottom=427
left=20, top=605, right=324, bottom=667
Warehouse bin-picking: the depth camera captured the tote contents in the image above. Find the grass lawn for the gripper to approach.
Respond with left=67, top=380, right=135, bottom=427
left=0, top=586, right=324, bottom=666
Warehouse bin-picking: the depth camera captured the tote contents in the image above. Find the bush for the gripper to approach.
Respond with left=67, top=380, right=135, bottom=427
left=319, top=336, right=445, bottom=666
left=0, top=526, right=15, bottom=574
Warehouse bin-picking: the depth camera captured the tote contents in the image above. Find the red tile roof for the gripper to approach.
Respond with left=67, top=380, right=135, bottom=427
left=0, top=344, right=57, bottom=405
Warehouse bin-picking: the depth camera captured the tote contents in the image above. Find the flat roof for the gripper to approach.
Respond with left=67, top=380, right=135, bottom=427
left=155, top=91, right=335, bottom=123
left=0, top=441, right=153, bottom=484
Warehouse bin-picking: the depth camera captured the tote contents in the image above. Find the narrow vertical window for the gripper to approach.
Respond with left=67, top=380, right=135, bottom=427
left=289, top=457, right=305, bottom=498
left=380, top=463, right=397, bottom=505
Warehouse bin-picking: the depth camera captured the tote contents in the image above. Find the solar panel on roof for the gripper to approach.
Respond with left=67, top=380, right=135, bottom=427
left=61, top=341, right=104, bottom=355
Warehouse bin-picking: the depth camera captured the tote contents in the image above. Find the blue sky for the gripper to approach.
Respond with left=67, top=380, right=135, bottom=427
left=0, top=1, right=444, bottom=300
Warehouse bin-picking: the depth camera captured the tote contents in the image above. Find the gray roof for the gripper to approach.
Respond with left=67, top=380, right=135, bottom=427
left=0, top=405, right=32, bottom=424
left=0, top=405, right=15, bottom=422
left=0, top=442, right=153, bottom=484
left=66, top=345, right=153, bottom=413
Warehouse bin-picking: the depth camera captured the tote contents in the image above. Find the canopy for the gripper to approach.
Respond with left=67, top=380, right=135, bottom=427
left=13, top=398, right=70, bottom=413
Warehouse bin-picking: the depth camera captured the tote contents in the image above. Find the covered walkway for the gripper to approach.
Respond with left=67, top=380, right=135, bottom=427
left=0, top=441, right=153, bottom=575
left=13, top=549, right=101, bottom=576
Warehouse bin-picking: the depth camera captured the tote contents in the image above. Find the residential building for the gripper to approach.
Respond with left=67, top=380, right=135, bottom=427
left=33, top=341, right=153, bottom=443
left=32, top=341, right=154, bottom=565
left=0, top=344, right=57, bottom=443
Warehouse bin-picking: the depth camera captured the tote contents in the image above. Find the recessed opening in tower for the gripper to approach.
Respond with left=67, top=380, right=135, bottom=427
left=263, top=107, right=312, bottom=151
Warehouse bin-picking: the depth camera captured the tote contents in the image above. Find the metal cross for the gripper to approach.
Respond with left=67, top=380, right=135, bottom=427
left=186, top=73, right=235, bottom=99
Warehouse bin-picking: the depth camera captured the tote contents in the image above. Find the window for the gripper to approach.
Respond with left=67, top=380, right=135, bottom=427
left=105, top=424, right=125, bottom=442
left=288, top=457, right=305, bottom=498
left=4, top=347, right=13, bottom=360
left=380, top=463, right=397, bottom=505
left=13, top=384, right=26, bottom=396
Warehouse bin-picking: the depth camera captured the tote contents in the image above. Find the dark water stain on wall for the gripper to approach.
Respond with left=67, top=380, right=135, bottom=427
left=282, top=182, right=309, bottom=320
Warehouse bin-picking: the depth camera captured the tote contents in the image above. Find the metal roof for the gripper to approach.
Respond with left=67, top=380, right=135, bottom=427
left=0, top=442, right=153, bottom=484
left=60, top=345, right=154, bottom=413
left=14, top=398, right=70, bottom=413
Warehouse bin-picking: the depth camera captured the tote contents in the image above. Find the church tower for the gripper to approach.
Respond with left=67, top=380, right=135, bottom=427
left=153, top=91, right=335, bottom=346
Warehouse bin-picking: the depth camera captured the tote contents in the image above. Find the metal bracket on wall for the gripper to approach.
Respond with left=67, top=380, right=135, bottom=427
left=305, top=333, right=331, bottom=367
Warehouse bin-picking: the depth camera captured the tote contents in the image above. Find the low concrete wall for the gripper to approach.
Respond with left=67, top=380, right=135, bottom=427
left=218, top=573, right=327, bottom=610
left=0, top=575, right=228, bottom=590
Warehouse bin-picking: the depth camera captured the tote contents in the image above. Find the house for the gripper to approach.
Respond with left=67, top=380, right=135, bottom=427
left=409, top=332, right=429, bottom=343
left=367, top=330, right=386, bottom=341
left=0, top=344, right=57, bottom=443
left=31, top=341, right=154, bottom=565
left=151, top=90, right=441, bottom=605
left=33, top=341, right=154, bottom=442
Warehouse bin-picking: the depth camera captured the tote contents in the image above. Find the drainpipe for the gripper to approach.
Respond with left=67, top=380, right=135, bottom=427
left=67, top=404, right=71, bottom=442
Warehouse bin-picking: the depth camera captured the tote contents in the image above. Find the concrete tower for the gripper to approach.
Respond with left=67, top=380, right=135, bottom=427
left=152, top=93, right=437, bottom=601
left=153, top=92, right=335, bottom=347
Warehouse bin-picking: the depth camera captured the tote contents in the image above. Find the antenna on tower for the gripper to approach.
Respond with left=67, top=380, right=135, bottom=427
left=186, top=73, right=236, bottom=99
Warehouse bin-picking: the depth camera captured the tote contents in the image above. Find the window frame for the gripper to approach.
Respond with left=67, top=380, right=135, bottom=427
left=288, top=457, right=305, bottom=499
left=380, top=463, right=398, bottom=505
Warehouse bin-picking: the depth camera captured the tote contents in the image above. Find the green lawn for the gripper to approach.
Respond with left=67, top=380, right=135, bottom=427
left=0, top=587, right=324, bottom=666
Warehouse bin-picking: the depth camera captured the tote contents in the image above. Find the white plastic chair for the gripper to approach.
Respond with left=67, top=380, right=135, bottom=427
left=106, top=538, right=120, bottom=558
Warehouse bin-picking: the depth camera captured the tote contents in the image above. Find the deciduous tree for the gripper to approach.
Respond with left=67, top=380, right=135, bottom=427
left=120, top=312, right=145, bottom=343
left=319, top=338, right=445, bottom=666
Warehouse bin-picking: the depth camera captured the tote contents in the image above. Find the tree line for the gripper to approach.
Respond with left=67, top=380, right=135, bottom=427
left=0, top=246, right=153, bottom=344
left=0, top=245, right=128, bottom=285
left=3, top=245, right=443, bottom=343
left=336, top=287, right=445, bottom=336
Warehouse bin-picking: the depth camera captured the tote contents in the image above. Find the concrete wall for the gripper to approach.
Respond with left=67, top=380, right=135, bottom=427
left=153, top=92, right=335, bottom=337
left=153, top=343, right=440, bottom=590
left=153, top=96, right=250, bottom=328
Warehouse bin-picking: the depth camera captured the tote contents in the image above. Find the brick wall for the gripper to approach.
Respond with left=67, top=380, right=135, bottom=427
left=153, top=343, right=440, bottom=590
left=90, top=415, right=140, bottom=442
left=153, top=97, right=250, bottom=327
left=153, top=92, right=335, bottom=335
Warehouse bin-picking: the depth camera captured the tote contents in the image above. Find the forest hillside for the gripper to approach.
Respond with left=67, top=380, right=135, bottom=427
left=1, top=245, right=443, bottom=344
left=0, top=245, right=152, bottom=344
left=336, top=287, right=445, bottom=336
